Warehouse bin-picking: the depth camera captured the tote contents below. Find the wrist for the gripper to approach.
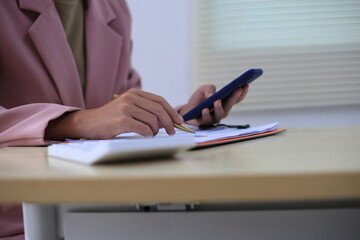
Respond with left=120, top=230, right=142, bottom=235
left=44, top=110, right=85, bottom=140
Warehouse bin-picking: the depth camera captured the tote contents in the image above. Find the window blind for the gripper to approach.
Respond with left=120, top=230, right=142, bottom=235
left=193, top=0, right=360, bottom=111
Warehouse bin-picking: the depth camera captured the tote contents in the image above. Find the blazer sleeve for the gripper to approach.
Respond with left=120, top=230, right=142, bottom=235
left=0, top=103, right=80, bottom=148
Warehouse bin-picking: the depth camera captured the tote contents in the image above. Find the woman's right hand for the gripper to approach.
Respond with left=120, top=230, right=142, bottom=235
left=45, top=89, right=184, bottom=140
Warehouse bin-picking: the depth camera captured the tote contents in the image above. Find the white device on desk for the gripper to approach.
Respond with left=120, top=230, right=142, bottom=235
left=48, top=135, right=195, bottom=165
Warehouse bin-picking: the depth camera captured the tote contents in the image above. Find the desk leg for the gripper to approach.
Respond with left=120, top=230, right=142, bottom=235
left=23, top=203, right=58, bottom=240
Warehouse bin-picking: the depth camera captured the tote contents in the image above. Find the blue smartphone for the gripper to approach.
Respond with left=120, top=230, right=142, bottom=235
left=182, top=68, right=263, bottom=121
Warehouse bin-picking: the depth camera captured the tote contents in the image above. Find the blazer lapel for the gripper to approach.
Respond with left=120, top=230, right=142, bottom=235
left=20, top=0, right=85, bottom=108
left=84, top=0, right=124, bottom=108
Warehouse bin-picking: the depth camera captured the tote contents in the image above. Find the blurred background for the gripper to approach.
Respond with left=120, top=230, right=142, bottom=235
left=127, top=0, right=360, bottom=127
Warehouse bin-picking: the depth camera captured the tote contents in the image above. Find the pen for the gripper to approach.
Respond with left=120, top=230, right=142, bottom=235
left=113, top=94, right=195, bottom=134
left=173, top=123, right=195, bottom=134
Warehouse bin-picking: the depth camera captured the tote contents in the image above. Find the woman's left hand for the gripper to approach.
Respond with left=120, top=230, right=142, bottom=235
left=178, top=84, right=249, bottom=126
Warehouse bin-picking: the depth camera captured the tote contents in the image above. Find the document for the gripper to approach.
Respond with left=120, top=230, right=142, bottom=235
left=174, top=122, right=279, bottom=143
left=117, top=122, right=284, bottom=147
left=66, top=122, right=282, bottom=145
left=49, top=122, right=284, bottom=164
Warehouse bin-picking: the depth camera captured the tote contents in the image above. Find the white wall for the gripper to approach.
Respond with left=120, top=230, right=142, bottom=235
left=127, top=0, right=191, bottom=108
left=128, top=1, right=360, bottom=128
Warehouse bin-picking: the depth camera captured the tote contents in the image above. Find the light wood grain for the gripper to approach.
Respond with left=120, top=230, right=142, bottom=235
left=0, top=126, right=359, bottom=203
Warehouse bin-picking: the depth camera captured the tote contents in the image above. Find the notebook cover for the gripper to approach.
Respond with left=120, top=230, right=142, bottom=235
left=192, top=129, right=287, bottom=150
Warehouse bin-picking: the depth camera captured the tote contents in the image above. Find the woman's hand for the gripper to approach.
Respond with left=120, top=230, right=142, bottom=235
left=45, top=89, right=183, bottom=140
left=178, top=84, right=249, bottom=126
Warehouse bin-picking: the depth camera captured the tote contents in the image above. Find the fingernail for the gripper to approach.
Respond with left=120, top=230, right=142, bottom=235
left=169, top=128, right=176, bottom=136
left=178, top=115, right=184, bottom=123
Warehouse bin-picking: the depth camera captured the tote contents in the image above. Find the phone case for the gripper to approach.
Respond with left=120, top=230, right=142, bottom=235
left=182, top=68, right=263, bottom=121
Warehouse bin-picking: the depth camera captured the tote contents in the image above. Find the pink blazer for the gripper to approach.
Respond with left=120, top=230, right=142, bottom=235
left=0, top=0, right=141, bottom=148
left=0, top=0, right=140, bottom=238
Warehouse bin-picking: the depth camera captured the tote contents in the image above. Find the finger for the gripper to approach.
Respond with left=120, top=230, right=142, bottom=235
left=121, top=90, right=176, bottom=135
left=199, top=108, right=213, bottom=125
left=134, top=100, right=176, bottom=135
left=131, top=89, right=183, bottom=124
left=222, top=88, right=243, bottom=114
left=115, top=101, right=160, bottom=136
left=237, top=84, right=249, bottom=103
left=118, top=116, right=155, bottom=137
left=134, top=98, right=175, bottom=135
left=129, top=108, right=160, bottom=135
left=213, top=99, right=225, bottom=123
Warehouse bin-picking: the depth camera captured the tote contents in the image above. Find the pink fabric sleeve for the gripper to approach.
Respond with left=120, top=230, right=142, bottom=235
left=0, top=235, right=24, bottom=240
left=0, top=205, right=23, bottom=240
left=0, top=103, right=80, bottom=148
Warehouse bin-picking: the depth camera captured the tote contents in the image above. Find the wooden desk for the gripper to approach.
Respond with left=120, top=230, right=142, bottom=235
left=0, top=126, right=360, bottom=239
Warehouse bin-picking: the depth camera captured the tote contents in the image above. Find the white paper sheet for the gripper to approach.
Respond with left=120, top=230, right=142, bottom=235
left=117, top=122, right=279, bottom=144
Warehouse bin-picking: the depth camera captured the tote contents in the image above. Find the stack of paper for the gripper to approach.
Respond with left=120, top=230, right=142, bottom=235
left=126, top=122, right=285, bottom=149
left=49, top=122, right=285, bottom=164
left=187, top=122, right=280, bottom=143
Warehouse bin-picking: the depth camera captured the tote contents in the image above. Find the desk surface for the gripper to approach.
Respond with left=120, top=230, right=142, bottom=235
left=0, top=126, right=359, bottom=204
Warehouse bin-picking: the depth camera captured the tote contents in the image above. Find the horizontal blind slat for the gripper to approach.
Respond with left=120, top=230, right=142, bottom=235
left=193, top=0, right=360, bottom=111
